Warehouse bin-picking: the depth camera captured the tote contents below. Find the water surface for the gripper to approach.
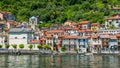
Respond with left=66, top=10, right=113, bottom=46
left=0, top=54, right=120, bottom=68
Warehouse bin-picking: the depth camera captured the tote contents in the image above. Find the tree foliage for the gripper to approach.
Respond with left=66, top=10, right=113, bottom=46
left=12, top=44, right=17, bottom=49
left=0, top=44, right=2, bottom=48
left=19, top=44, right=24, bottom=49
left=43, top=44, right=50, bottom=50
left=61, top=46, right=66, bottom=52
left=5, top=44, right=10, bottom=49
left=28, top=44, right=33, bottom=50
left=37, top=44, right=42, bottom=49
left=0, top=0, right=120, bottom=27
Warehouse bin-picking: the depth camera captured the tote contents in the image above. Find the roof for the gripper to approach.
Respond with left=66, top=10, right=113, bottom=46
left=100, top=35, right=109, bottom=38
left=91, top=23, right=100, bottom=26
left=0, top=34, right=6, bottom=37
left=0, top=11, right=11, bottom=14
left=46, top=35, right=53, bottom=38
left=65, top=27, right=78, bottom=30
left=116, top=33, right=120, bottom=37
left=63, top=36, right=78, bottom=39
left=79, top=35, right=90, bottom=39
left=105, top=15, right=120, bottom=20
left=78, top=29, right=92, bottom=32
left=91, top=34, right=98, bottom=38
left=9, top=28, right=34, bottom=33
left=86, top=29, right=93, bottom=32
left=79, top=21, right=90, bottom=25
left=78, top=30, right=85, bottom=32
left=30, top=40, right=40, bottom=44
left=40, top=37, right=46, bottom=41
left=110, top=35, right=116, bottom=39
left=47, top=30, right=63, bottom=33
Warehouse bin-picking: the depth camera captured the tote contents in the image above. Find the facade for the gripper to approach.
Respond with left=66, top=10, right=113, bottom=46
left=78, top=21, right=91, bottom=29
left=105, top=13, right=120, bottom=28
left=29, top=16, right=38, bottom=30
left=62, top=36, right=78, bottom=52
left=9, top=28, right=34, bottom=49
left=0, top=34, right=6, bottom=48
left=91, top=23, right=100, bottom=33
left=91, top=34, right=102, bottom=53
left=109, top=35, right=117, bottom=50
left=98, top=29, right=120, bottom=35
left=116, top=34, right=120, bottom=50
left=78, top=36, right=90, bottom=53
left=100, top=34, right=110, bottom=50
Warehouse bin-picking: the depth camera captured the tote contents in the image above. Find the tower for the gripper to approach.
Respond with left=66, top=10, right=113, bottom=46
left=29, top=16, right=38, bottom=30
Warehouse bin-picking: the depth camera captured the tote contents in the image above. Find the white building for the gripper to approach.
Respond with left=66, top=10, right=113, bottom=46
left=9, top=28, right=34, bottom=49
left=0, top=34, right=6, bottom=48
left=98, top=29, right=120, bottom=35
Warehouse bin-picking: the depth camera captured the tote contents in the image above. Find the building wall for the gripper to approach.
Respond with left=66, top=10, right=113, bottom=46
left=9, top=33, right=32, bottom=49
left=0, top=36, right=6, bottom=48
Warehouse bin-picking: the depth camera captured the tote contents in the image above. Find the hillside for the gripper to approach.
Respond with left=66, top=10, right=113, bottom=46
left=0, top=0, right=120, bottom=28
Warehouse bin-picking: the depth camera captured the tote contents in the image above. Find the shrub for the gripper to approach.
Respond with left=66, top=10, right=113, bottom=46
left=61, top=46, right=66, bottom=52
left=19, top=44, right=24, bottom=49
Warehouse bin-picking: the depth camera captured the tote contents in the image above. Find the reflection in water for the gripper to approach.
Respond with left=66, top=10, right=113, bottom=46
left=0, top=54, right=119, bottom=68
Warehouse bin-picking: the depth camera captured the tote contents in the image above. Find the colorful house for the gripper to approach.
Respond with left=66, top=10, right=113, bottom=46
left=78, top=35, right=90, bottom=53
left=62, top=35, right=78, bottom=52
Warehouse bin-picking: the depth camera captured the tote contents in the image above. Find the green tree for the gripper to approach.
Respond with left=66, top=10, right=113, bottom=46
left=43, top=44, right=50, bottom=50
left=5, top=44, right=10, bottom=49
left=61, top=46, right=66, bottom=52
left=19, top=44, right=24, bottom=49
left=28, top=44, right=33, bottom=50
left=12, top=44, right=17, bottom=49
left=0, top=44, right=2, bottom=48
left=37, top=44, right=42, bottom=49
left=74, top=48, right=78, bottom=53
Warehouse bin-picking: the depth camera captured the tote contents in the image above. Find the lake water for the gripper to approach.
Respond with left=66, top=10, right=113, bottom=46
left=0, top=54, right=120, bottom=68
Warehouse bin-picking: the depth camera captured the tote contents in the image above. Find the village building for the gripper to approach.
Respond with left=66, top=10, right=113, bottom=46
left=105, top=13, right=120, bottom=29
left=91, top=23, right=100, bottom=33
left=8, top=28, right=34, bottom=49
left=78, top=35, right=90, bottom=53
left=78, top=21, right=91, bottom=29
left=62, top=35, right=78, bottom=52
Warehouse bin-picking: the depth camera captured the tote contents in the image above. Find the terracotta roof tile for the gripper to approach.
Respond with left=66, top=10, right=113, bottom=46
left=31, top=40, right=40, bottom=43
left=86, top=29, right=93, bottom=32
left=47, top=30, right=63, bottom=33
left=46, top=35, right=53, bottom=38
left=116, top=33, right=120, bottom=37
left=79, top=21, right=90, bottom=25
left=110, top=35, right=116, bottom=39
left=91, top=23, right=100, bottom=26
left=78, top=30, right=85, bottom=32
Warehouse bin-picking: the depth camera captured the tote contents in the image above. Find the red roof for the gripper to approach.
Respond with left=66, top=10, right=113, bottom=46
left=106, top=15, right=120, bottom=20
left=79, top=21, right=90, bottom=25
left=47, top=30, right=63, bottom=33
left=40, top=37, right=46, bottom=41
left=46, top=35, right=53, bottom=38
left=78, top=30, right=85, bottom=32
left=31, top=40, right=40, bottom=43
left=86, top=29, right=93, bottom=32
left=91, top=23, right=100, bottom=26
left=116, top=33, right=120, bottom=37
left=91, top=34, right=98, bottom=38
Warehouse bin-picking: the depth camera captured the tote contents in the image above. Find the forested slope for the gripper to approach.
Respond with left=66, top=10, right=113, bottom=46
left=0, top=0, right=120, bottom=28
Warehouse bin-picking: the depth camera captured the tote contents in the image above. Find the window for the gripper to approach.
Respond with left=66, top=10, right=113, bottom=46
left=15, top=37, right=17, bottom=39
left=23, top=37, right=26, bottom=39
